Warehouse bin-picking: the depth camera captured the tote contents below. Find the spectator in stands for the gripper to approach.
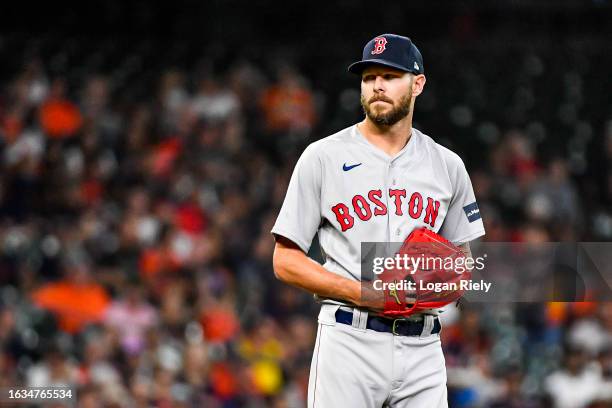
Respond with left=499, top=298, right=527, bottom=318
left=31, top=250, right=110, bottom=334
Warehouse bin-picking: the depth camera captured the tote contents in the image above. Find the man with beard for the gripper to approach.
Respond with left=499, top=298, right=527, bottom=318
left=271, top=34, right=485, bottom=407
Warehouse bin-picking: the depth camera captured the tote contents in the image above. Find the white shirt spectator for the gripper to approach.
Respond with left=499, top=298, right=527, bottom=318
left=545, top=362, right=609, bottom=408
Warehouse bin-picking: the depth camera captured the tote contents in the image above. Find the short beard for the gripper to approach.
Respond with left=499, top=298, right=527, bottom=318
left=361, top=91, right=413, bottom=127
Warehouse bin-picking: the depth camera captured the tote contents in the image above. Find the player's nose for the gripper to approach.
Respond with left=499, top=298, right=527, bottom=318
left=373, top=75, right=386, bottom=92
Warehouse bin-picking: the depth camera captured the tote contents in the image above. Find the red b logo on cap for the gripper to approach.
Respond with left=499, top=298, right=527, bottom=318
left=371, top=37, right=387, bottom=55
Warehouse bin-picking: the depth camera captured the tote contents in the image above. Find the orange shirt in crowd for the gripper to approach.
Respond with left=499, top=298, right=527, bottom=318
left=200, top=306, right=240, bottom=343
left=39, top=98, right=83, bottom=138
left=31, top=281, right=110, bottom=334
left=260, top=85, right=315, bottom=132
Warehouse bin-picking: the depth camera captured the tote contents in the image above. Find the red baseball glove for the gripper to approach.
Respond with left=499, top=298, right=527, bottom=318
left=378, top=227, right=471, bottom=317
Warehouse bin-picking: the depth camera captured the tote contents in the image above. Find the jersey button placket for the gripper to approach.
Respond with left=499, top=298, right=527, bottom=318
left=390, top=161, right=401, bottom=238
left=387, top=161, right=399, bottom=242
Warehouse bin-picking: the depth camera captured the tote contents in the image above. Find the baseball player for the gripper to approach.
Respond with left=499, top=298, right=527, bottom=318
left=271, top=34, right=485, bottom=407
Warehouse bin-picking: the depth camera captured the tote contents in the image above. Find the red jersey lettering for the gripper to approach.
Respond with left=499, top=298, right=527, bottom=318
left=368, top=190, right=387, bottom=216
left=389, top=189, right=406, bottom=216
left=352, top=195, right=372, bottom=221
left=331, top=203, right=355, bottom=231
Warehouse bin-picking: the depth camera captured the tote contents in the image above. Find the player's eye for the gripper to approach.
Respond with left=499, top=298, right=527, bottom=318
left=383, top=74, right=396, bottom=80
left=362, top=75, right=375, bottom=82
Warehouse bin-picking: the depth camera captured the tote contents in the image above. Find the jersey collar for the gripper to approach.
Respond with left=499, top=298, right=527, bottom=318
left=352, top=124, right=419, bottom=163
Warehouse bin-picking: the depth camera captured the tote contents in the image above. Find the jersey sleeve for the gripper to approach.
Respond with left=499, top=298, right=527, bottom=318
left=271, top=144, right=323, bottom=253
left=438, top=156, right=485, bottom=244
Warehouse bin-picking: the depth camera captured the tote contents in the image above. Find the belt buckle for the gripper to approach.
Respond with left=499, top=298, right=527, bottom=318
left=391, top=318, right=408, bottom=335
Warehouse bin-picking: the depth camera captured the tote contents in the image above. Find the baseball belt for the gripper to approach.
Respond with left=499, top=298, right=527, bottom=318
left=335, top=309, right=441, bottom=336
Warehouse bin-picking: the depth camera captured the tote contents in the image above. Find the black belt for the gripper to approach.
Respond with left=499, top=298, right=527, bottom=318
left=335, top=309, right=441, bottom=336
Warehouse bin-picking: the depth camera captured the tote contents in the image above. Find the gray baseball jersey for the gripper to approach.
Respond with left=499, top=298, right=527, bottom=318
left=272, top=124, right=484, bottom=294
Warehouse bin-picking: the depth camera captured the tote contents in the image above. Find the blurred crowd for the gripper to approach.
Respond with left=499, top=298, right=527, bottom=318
left=0, top=21, right=611, bottom=408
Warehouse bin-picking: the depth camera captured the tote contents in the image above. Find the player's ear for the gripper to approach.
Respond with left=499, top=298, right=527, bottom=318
left=411, top=74, right=426, bottom=97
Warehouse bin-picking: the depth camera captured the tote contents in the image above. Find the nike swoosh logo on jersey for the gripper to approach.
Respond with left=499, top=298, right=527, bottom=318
left=343, top=163, right=362, bottom=171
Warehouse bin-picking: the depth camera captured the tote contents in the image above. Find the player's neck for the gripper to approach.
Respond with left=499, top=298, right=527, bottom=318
left=358, top=117, right=413, bottom=157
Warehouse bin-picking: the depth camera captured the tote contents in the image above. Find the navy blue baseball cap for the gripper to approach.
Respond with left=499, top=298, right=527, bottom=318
left=348, top=34, right=424, bottom=75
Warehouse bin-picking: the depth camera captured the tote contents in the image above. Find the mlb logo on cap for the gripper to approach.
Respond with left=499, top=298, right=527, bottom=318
left=348, top=34, right=424, bottom=75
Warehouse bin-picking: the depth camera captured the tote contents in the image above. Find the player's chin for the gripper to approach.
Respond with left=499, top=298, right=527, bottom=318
left=371, top=108, right=394, bottom=119
left=369, top=104, right=393, bottom=115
